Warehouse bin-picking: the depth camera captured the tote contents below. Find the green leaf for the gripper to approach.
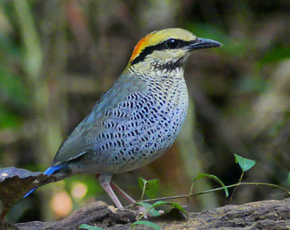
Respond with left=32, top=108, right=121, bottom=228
left=151, top=201, right=187, bottom=216
left=134, top=202, right=161, bottom=217
left=131, top=221, right=161, bottom=230
left=138, top=177, right=147, bottom=189
left=135, top=200, right=188, bottom=219
left=234, top=154, right=256, bottom=172
left=79, top=224, right=104, bottom=230
left=288, top=172, right=290, bottom=185
left=145, top=179, right=159, bottom=199
left=138, top=177, right=160, bottom=199
left=194, top=173, right=229, bottom=197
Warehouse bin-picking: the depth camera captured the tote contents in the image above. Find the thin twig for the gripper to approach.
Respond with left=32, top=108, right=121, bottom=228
left=125, top=182, right=290, bottom=208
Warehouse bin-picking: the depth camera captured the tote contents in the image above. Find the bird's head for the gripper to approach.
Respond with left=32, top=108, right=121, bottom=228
left=128, top=28, right=222, bottom=73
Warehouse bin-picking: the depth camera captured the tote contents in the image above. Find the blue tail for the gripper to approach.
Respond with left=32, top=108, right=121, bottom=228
left=43, top=165, right=63, bottom=175
left=24, top=165, right=63, bottom=198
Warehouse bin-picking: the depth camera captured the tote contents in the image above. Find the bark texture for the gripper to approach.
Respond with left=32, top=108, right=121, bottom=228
left=2, top=198, right=289, bottom=230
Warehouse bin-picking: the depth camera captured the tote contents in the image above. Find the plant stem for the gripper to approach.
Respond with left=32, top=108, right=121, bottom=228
left=125, top=182, right=290, bottom=208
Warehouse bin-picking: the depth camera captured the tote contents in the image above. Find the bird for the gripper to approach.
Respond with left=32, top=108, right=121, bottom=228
left=25, top=28, right=222, bottom=209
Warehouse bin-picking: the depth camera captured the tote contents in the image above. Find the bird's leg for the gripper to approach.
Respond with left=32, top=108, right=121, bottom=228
left=110, top=181, right=150, bottom=216
left=110, top=181, right=136, bottom=204
left=98, top=174, right=123, bottom=209
left=97, top=174, right=149, bottom=215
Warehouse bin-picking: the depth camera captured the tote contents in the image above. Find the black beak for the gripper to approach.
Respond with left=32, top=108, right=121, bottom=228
left=188, top=37, right=222, bottom=51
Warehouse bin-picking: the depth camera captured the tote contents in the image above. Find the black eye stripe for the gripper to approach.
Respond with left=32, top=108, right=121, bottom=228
left=131, top=39, right=194, bottom=65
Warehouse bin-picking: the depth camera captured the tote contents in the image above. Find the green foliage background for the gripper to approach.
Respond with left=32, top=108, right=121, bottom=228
left=1, top=0, right=290, bottom=223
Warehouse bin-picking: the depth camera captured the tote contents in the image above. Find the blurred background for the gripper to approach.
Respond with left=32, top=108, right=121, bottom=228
left=1, top=0, right=290, bottom=223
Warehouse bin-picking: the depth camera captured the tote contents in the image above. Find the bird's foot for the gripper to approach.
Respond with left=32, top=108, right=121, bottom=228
left=131, top=204, right=164, bottom=218
left=131, top=204, right=149, bottom=218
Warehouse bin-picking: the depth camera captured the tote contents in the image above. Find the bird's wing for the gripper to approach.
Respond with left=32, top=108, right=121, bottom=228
left=52, top=72, right=147, bottom=164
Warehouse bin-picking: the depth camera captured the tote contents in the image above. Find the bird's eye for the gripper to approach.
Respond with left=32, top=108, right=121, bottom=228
left=166, top=39, right=180, bottom=49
